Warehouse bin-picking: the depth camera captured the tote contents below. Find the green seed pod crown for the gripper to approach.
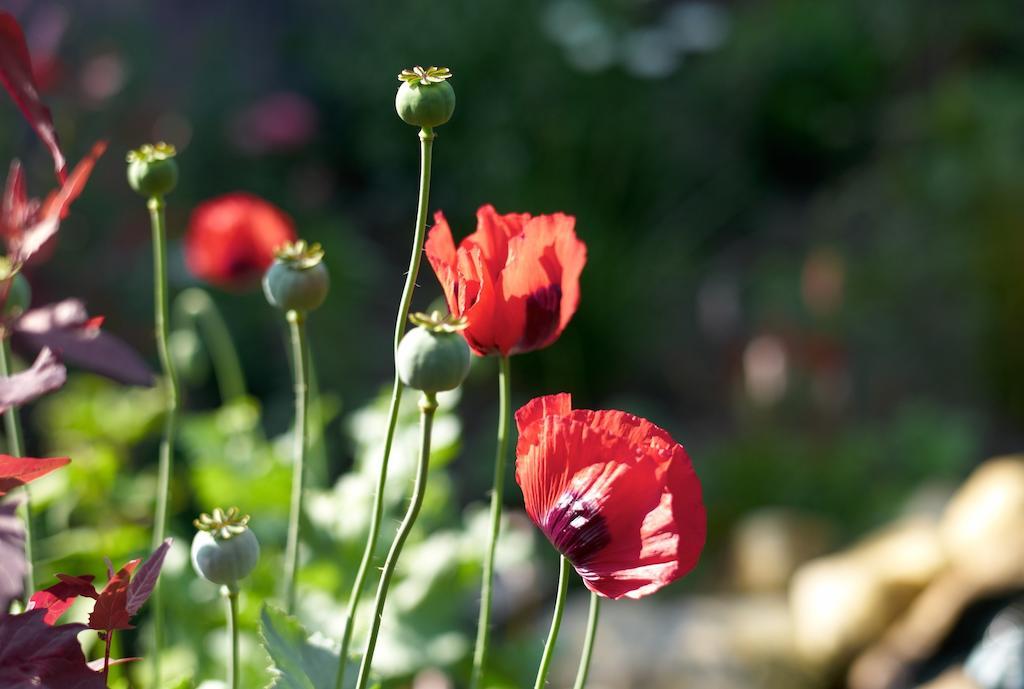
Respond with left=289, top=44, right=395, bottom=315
left=126, top=142, right=179, bottom=198
left=262, top=240, right=330, bottom=313
left=396, top=311, right=471, bottom=393
left=191, top=507, right=261, bottom=587
left=395, top=66, right=455, bottom=129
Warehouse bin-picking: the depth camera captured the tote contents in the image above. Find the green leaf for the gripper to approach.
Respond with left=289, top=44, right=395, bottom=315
left=260, top=604, right=346, bottom=689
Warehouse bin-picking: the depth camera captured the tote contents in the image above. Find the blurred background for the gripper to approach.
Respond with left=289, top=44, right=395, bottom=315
left=4, top=1, right=1024, bottom=688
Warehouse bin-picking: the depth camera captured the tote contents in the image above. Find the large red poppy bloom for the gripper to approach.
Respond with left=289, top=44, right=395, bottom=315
left=515, top=393, right=705, bottom=599
left=424, top=205, right=586, bottom=357
left=184, top=193, right=297, bottom=291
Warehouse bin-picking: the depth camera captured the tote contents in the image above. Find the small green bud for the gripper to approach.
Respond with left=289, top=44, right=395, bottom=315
left=262, top=240, right=330, bottom=313
left=0, top=261, right=31, bottom=318
left=396, top=66, right=455, bottom=129
left=396, top=311, right=471, bottom=393
left=126, top=142, right=178, bottom=198
left=191, top=507, right=260, bottom=586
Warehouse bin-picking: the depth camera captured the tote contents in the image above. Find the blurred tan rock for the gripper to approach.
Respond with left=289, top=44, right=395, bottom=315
left=916, top=667, right=980, bottom=689
left=941, top=455, right=1024, bottom=587
left=790, top=517, right=946, bottom=668
left=731, top=507, right=834, bottom=592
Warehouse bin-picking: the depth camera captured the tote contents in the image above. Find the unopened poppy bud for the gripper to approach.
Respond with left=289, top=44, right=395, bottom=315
left=395, top=66, right=455, bottom=129
left=191, top=507, right=260, bottom=586
left=126, top=142, right=178, bottom=198
left=262, top=240, right=330, bottom=313
left=396, top=311, right=471, bottom=393
left=0, top=264, right=31, bottom=318
left=169, top=328, right=208, bottom=385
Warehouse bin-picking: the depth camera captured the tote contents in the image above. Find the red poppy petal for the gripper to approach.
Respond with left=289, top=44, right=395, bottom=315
left=424, top=212, right=460, bottom=316
left=460, top=247, right=504, bottom=355
left=460, top=204, right=530, bottom=278
left=0, top=13, right=65, bottom=182
left=514, top=392, right=572, bottom=455
left=1, top=160, right=27, bottom=240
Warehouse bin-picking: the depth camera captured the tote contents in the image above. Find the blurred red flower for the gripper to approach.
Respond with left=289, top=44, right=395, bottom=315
left=515, top=393, right=706, bottom=599
left=184, top=193, right=297, bottom=291
left=424, top=205, right=586, bottom=357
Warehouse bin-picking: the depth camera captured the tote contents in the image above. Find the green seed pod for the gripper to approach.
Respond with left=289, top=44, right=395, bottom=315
left=396, top=311, right=471, bottom=393
left=126, top=142, right=178, bottom=198
left=395, top=66, right=455, bottom=129
left=2, top=272, right=31, bottom=318
left=262, top=240, right=330, bottom=313
left=191, top=507, right=260, bottom=586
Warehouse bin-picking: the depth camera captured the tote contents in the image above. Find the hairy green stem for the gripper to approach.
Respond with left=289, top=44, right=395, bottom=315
left=0, top=341, right=31, bottom=599
left=335, top=126, right=435, bottom=689
left=148, top=195, right=180, bottom=689
left=572, top=592, right=601, bottom=689
left=174, top=288, right=247, bottom=403
left=226, top=586, right=240, bottom=689
left=283, top=310, right=310, bottom=614
left=534, top=556, right=571, bottom=689
left=469, top=354, right=511, bottom=689
left=354, top=393, right=437, bottom=689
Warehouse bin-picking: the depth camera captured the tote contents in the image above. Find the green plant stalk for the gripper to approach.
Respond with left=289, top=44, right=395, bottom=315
left=469, top=354, right=511, bottom=689
left=148, top=195, right=180, bottom=689
left=226, top=586, right=240, bottom=689
left=283, top=310, right=310, bottom=614
left=0, top=340, right=31, bottom=598
left=534, top=556, right=571, bottom=689
left=353, top=393, right=437, bottom=689
left=572, top=592, right=601, bottom=689
left=175, top=287, right=247, bottom=403
left=335, top=126, right=435, bottom=689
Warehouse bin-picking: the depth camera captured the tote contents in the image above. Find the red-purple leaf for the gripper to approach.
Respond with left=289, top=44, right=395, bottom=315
left=14, top=299, right=155, bottom=387
left=87, top=558, right=139, bottom=632
left=28, top=574, right=97, bottom=625
left=0, top=454, right=70, bottom=496
left=0, top=499, right=25, bottom=613
left=0, top=12, right=66, bottom=182
left=0, top=609, right=105, bottom=688
left=125, top=538, right=171, bottom=616
left=16, top=141, right=106, bottom=265
left=0, top=347, right=66, bottom=412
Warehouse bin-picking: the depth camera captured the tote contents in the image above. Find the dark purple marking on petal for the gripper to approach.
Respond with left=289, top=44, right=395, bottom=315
left=541, top=490, right=611, bottom=568
left=516, top=283, right=562, bottom=353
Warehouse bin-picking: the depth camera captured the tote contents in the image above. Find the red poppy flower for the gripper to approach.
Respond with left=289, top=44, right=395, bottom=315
left=514, top=393, right=705, bottom=599
left=424, top=205, right=586, bottom=357
left=184, top=193, right=297, bottom=291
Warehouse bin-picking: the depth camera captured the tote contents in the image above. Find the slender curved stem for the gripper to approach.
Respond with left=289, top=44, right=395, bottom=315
left=175, top=288, right=247, bottom=403
left=470, top=354, right=511, bottom=689
left=335, top=126, right=435, bottom=689
left=572, top=592, right=601, bottom=689
left=148, top=195, right=180, bottom=689
left=354, top=393, right=437, bottom=689
left=283, top=310, right=309, bottom=614
left=226, top=586, right=240, bottom=689
left=534, top=556, right=571, bottom=689
left=0, top=341, right=31, bottom=599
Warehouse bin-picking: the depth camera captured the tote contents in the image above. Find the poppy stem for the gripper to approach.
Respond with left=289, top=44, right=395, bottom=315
left=148, top=194, right=180, bottom=689
left=534, top=555, right=571, bottom=689
left=225, top=585, right=240, bottom=689
left=335, top=126, right=435, bottom=689
left=0, top=340, right=33, bottom=599
left=354, top=392, right=438, bottom=689
left=282, top=309, right=310, bottom=614
left=174, top=288, right=247, bottom=403
left=572, top=591, right=601, bottom=689
left=470, top=353, right=512, bottom=689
